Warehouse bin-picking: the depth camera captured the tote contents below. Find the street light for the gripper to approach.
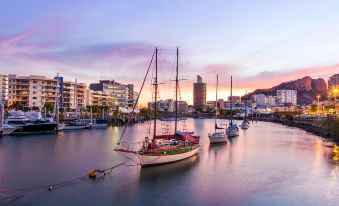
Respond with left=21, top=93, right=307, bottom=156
left=316, top=95, right=321, bottom=115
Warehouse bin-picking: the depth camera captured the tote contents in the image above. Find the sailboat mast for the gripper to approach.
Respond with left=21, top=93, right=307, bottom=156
left=153, top=48, right=158, bottom=139
left=175, top=47, right=179, bottom=133
left=230, top=76, right=233, bottom=124
left=215, top=74, right=218, bottom=133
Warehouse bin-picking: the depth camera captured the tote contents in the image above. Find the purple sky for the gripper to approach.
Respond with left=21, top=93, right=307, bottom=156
left=1, top=0, right=339, bottom=103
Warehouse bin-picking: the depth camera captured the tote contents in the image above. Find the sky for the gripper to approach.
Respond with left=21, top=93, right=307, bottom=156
left=1, top=0, right=339, bottom=104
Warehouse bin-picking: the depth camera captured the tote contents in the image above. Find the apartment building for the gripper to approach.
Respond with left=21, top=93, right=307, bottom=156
left=8, top=75, right=56, bottom=109
left=86, top=90, right=115, bottom=107
left=0, top=75, right=8, bottom=105
left=89, top=80, right=131, bottom=107
left=277, top=90, right=297, bottom=105
left=61, top=80, right=87, bottom=111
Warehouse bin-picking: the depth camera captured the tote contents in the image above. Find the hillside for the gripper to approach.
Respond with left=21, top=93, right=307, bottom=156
left=244, top=76, right=327, bottom=105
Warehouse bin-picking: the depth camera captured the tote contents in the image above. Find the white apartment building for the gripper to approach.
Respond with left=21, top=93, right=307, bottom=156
left=8, top=75, right=56, bottom=109
left=277, top=90, right=297, bottom=105
left=253, top=94, right=267, bottom=106
left=6, top=74, right=87, bottom=111
left=0, top=75, right=8, bottom=105
left=89, top=80, right=131, bottom=107
left=61, top=81, right=87, bottom=111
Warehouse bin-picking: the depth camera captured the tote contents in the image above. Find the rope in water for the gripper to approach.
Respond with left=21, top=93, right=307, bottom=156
left=0, top=159, right=140, bottom=201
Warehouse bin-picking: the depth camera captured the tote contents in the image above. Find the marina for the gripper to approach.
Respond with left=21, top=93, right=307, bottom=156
left=1, top=119, right=339, bottom=205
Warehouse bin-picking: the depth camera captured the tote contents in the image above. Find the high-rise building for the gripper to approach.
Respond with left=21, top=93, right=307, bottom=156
left=328, top=74, right=339, bottom=98
left=0, top=75, right=8, bottom=105
left=277, top=90, right=297, bottom=105
left=89, top=80, right=130, bottom=107
left=193, top=75, right=206, bottom=110
left=8, top=75, right=57, bottom=109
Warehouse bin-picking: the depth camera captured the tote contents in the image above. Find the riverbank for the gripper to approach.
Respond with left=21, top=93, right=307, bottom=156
left=237, top=115, right=339, bottom=142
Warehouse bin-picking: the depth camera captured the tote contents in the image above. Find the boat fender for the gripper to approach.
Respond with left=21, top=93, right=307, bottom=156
left=88, top=170, right=97, bottom=178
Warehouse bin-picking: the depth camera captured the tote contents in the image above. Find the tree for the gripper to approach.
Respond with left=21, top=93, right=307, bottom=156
left=43, top=102, right=54, bottom=113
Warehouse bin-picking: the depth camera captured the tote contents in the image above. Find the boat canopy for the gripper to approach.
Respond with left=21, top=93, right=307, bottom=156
left=119, top=107, right=140, bottom=114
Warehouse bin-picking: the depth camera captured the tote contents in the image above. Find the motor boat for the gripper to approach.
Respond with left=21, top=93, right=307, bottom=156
left=6, top=111, right=57, bottom=134
left=90, top=119, right=108, bottom=129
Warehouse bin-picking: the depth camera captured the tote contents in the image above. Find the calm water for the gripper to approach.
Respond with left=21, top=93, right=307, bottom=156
left=0, top=119, right=338, bottom=206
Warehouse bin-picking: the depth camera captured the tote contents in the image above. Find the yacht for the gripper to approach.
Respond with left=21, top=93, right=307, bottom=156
left=208, top=74, right=227, bottom=144
left=6, top=111, right=57, bottom=134
left=226, top=76, right=239, bottom=137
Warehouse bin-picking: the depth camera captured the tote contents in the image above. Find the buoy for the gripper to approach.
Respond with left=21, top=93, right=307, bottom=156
left=48, top=186, right=53, bottom=191
left=88, top=170, right=97, bottom=178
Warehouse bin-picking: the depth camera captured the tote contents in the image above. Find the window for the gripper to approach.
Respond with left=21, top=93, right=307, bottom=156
left=33, top=97, right=37, bottom=100
left=33, top=86, right=37, bottom=89
left=33, top=81, right=37, bottom=84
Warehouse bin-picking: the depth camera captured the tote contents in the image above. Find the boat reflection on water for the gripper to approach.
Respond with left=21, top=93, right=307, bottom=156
left=139, top=154, right=199, bottom=181
left=330, top=145, right=339, bottom=163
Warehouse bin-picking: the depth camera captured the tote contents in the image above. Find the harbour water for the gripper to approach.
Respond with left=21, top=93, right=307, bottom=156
left=1, top=119, right=339, bottom=205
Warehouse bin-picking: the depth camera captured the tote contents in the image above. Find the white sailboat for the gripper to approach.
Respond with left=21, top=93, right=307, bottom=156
left=115, top=47, right=200, bottom=167
left=226, top=76, right=239, bottom=137
left=241, top=100, right=250, bottom=130
left=208, top=75, right=227, bottom=143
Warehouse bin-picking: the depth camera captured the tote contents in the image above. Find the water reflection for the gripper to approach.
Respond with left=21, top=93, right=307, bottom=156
left=1, top=120, right=339, bottom=205
left=139, top=154, right=199, bottom=181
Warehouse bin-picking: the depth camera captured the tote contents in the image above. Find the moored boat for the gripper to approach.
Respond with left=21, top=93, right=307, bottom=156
left=226, top=76, right=239, bottom=137
left=208, top=74, right=227, bottom=144
left=115, top=47, right=200, bottom=167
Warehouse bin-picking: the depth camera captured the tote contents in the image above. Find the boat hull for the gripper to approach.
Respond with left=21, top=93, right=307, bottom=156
left=57, top=123, right=65, bottom=131
left=11, top=123, right=57, bottom=135
left=90, top=124, right=108, bottom=129
left=63, top=125, right=89, bottom=130
left=241, top=123, right=249, bottom=130
left=139, top=145, right=199, bottom=167
left=226, top=130, right=239, bottom=137
left=2, top=127, right=17, bottom=135
left=208, top=133, right=227, bottom=143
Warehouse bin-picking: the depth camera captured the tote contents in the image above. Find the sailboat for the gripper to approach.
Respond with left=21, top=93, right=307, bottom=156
left=115, top=47, right=200, bottom=167
left=226, top=76, right=239, bottom=137
left=54, top=73, right=65, bottom=131
left=241, top=99, right=250, bottom=130
left=208, top=75, right=227, bottom=143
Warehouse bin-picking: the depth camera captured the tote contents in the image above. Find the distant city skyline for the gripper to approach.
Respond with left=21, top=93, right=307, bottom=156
left=1, top=1, right=339, bottom=104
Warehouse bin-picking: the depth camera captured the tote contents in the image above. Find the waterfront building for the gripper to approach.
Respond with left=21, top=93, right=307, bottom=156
left=61, top=80, right=87, bottom=111
left=0, top=75, right=8, bottom=105
left=266, top=95, right=276, bottom=105
left=177, top=101, right=188, bottom=113
left=86, top=90, right=115, bottom=107
left=252, top=94, right=267, bottom=106
left=89, top=80, right=131, bottom=108
left=8, top=75, right=56, bottom=109
left=206, top=101, right=216, bottom=110
left=227, top=96, right=241, bottom=104
left=193, top=75, right=206, bottom=110
left=277, top=90, right=297, bottom=105
left=217, top=99, right=226, bottom=109
left=148, top=99, right=188, bottom=113
left=328, top=74, right=339, bottom=99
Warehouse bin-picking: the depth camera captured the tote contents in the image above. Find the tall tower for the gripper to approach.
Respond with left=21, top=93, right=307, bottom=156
left=193, top=75, right=206, bottom=110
